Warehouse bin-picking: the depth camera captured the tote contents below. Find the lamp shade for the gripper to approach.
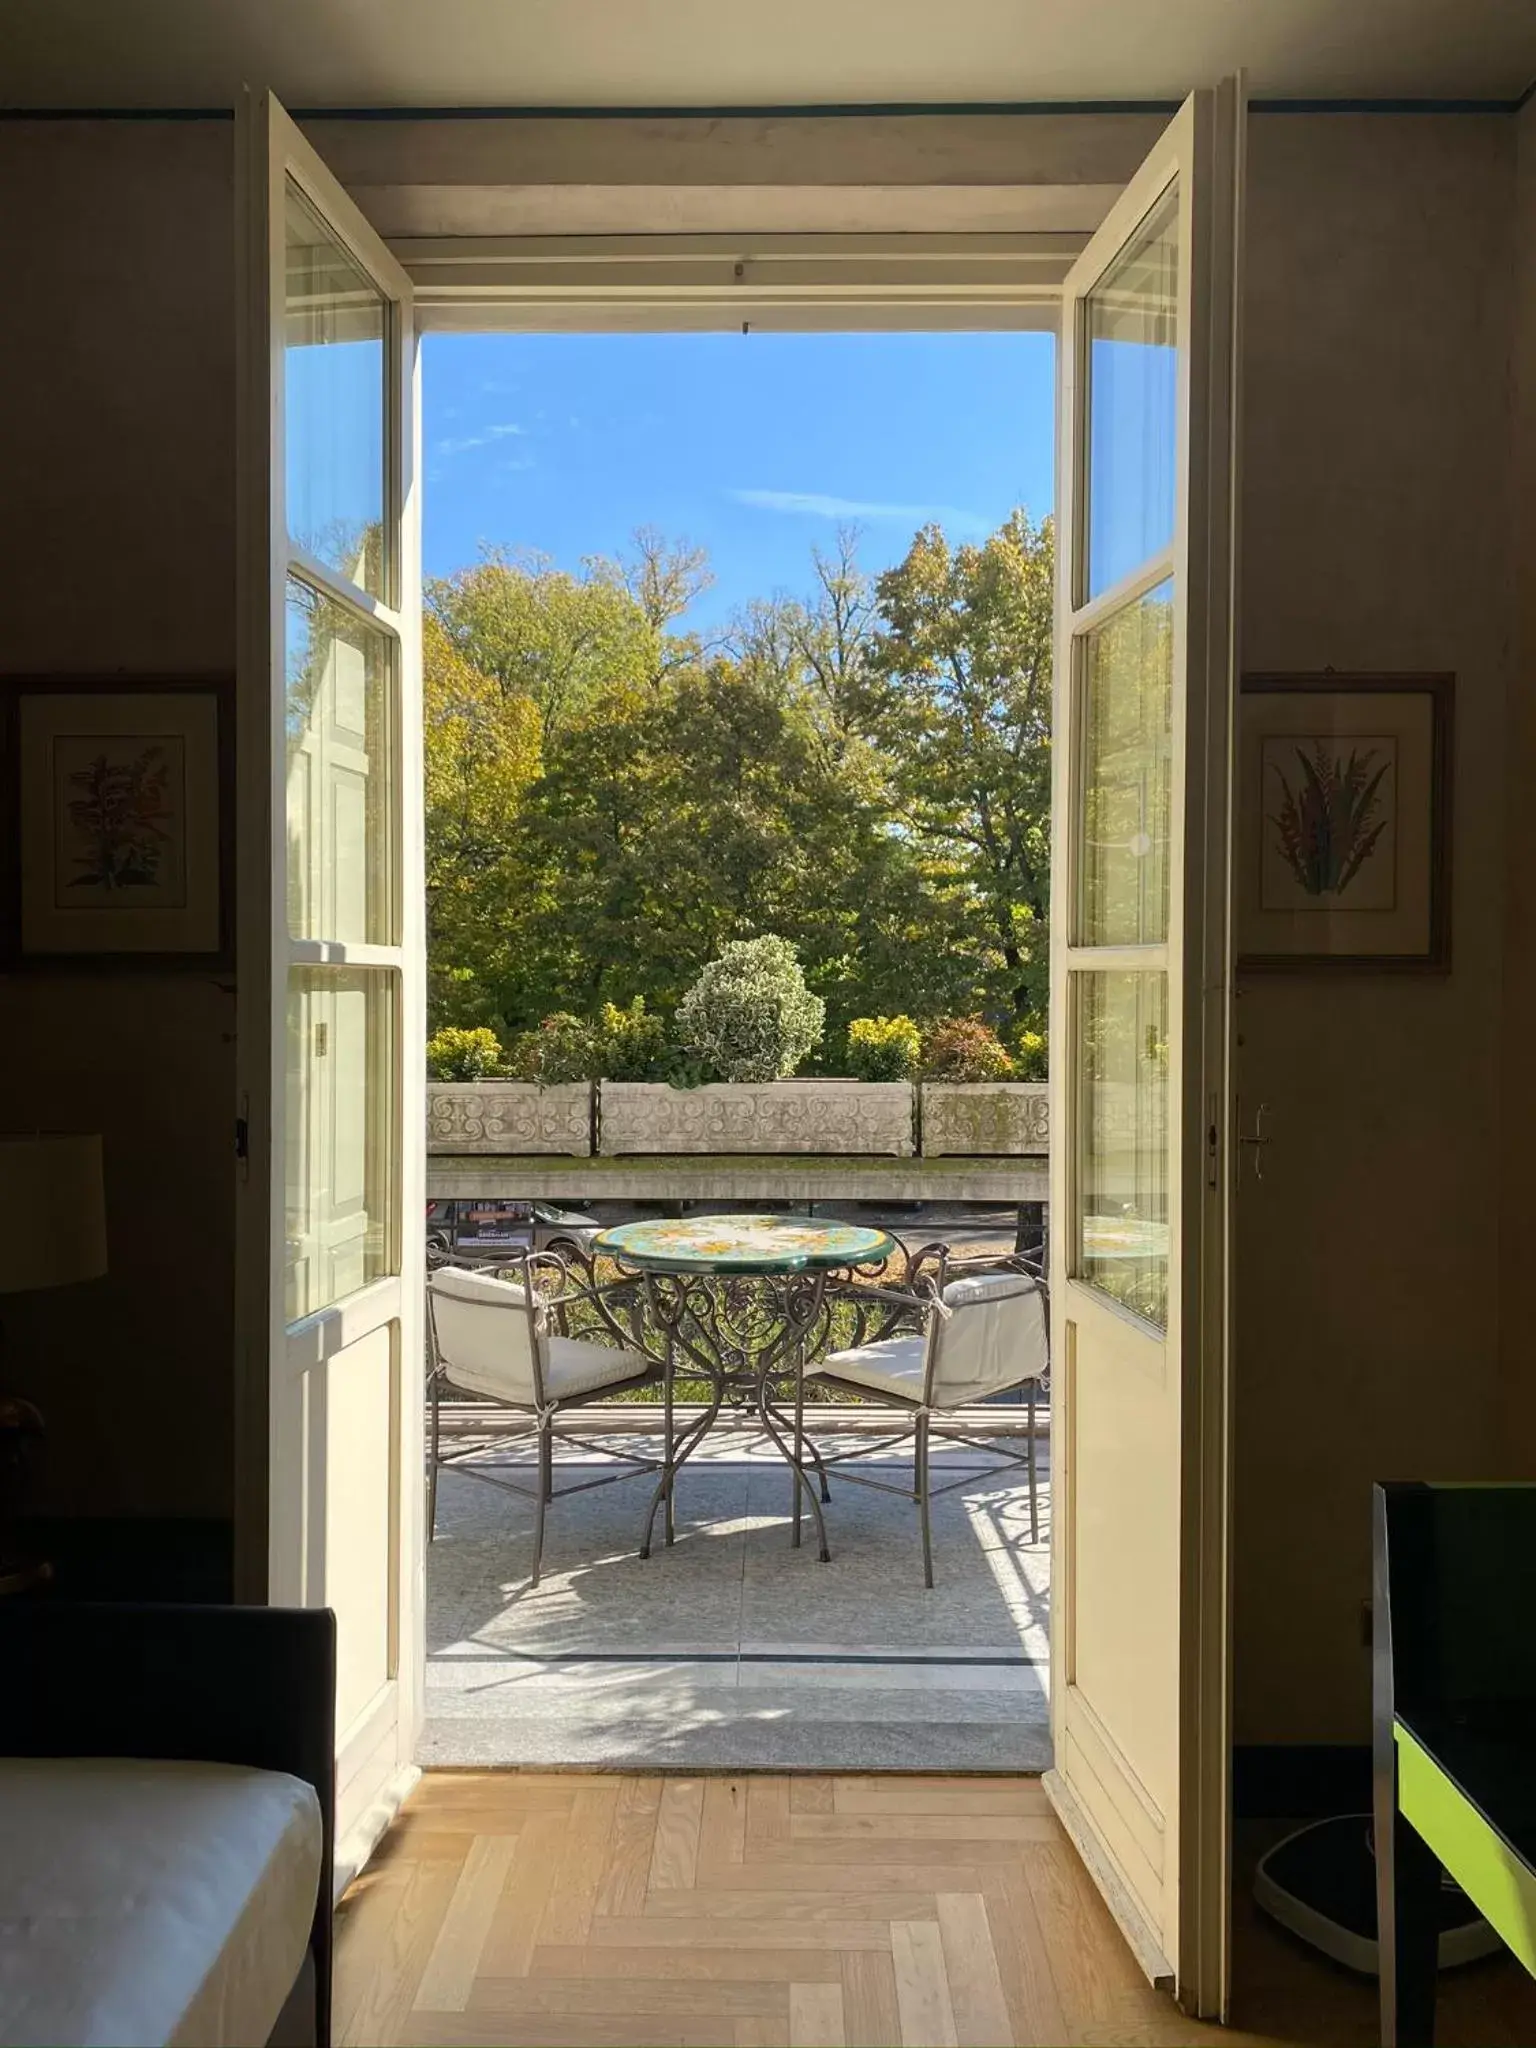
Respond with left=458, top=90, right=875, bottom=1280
left=0, top=1135, right=107, bottom=1295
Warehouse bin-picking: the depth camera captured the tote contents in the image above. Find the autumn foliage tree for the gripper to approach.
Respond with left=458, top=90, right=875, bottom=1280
left=423, top=515, right=1054, bottom=1062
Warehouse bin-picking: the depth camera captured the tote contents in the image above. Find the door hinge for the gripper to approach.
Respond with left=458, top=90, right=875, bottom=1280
left=1206, top=1093, right=1219, bottom=1189
left=235, top=1092, right=250, bottom=1172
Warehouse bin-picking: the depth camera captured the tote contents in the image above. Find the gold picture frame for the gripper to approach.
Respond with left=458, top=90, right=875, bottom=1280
left=2, top=679, right=232, bottom=969
left=1237, top=672, right=1452, bottom=972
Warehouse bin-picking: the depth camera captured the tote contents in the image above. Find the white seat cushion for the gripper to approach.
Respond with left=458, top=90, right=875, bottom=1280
left=0, top=1756, right=321, bottom=2048
left=544, top=1335, right=653, bottom=1400
left=812, top=1334, right=927, bottom=1400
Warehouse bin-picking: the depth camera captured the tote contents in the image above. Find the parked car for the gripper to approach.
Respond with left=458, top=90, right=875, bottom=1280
left=529, top=1202, right=603, bottom=1261
left=425, top=1199, right=457, bottom=1269
left=425, top=1198, right=602, bottom=1267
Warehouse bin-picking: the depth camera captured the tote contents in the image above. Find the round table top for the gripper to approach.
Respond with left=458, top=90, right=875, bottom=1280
left=592, top=1213, right=897, bottom=1275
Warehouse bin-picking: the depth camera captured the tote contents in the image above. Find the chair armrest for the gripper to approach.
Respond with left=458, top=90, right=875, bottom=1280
left=824, top=1280, right=942, bottom=1314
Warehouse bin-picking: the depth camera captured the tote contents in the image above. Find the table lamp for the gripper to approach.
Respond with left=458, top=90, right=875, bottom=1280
left=0, top=1134, right=108, bottom=1593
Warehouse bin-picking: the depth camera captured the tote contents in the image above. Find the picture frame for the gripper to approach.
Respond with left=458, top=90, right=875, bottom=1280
left=0, top=678, right=233, bottom=970
left=1237, top=672, right=1453, bottom=973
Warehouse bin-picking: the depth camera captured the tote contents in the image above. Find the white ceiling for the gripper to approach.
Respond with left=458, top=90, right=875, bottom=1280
left=2, top=0, right=1534, bottom=110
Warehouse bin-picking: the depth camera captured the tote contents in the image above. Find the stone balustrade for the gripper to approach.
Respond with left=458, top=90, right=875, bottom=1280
left=427, top=1079, right=1050, bottom=1158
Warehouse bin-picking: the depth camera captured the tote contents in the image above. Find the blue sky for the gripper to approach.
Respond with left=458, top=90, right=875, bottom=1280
left=420, top=331, right=1056, bottom=631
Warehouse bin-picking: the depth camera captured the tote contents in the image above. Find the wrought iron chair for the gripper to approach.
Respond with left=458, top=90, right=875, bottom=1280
left=807, top=1254, right=1049, bottom=1587
left=426, top=1251, right=664, bottom=1587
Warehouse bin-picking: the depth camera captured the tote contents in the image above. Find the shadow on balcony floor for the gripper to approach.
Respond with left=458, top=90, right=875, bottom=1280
left=423, top=1427, right=1051, bottom=1772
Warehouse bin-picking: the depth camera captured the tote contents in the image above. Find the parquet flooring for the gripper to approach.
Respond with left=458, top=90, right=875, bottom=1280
left=335, top=1772, right=1536, bottom=2047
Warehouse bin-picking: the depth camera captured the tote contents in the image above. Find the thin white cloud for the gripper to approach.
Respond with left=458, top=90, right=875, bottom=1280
left=434, top=422, right=529, bottom=458
left=730, top=487, right=989, bottom=537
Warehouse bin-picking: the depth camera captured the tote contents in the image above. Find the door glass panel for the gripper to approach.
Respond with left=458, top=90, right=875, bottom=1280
left=1076, top=578, right=1175, bottom=946
left=1084, top=182, right=1179, bottom=599
left=285, top=967, right=397, bottom=1324
left=284, top=178, right=387, bottom=599
left=285, top=576, right=395, bottom=946
left=1076, top=969, right=1169, bottom=1328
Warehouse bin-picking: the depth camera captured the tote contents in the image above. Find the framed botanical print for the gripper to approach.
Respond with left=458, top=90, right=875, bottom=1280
left=1238, top=673, right=1452, bottom=971
left=2, top=680, right=231, bottom=968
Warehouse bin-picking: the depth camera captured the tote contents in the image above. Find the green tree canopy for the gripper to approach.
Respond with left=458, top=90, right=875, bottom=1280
left=862, top=510, right=1054, bottom=1025
left=427, top=545, right=662, bottom=743
left=422, top=515, right=1055, bottom=1058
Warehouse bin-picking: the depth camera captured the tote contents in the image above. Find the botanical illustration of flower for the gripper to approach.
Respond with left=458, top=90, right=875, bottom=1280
left=1267, top=739, right=1391, bottom=898
left=65, top=744, right=174, bottom=890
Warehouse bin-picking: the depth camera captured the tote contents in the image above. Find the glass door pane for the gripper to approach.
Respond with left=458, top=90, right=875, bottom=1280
left=1075, top=969, right=1170, bottom=1327
left=1076, top=578, right=1175, bottom=946
left=285, top=577, right=397, bottom=946
left=1083, top=183, right=1180, bottom=601
left=285, top=968, right=398, bottom=1325
left=284, top=179, right=388, bottom=598
left=281, top=171, right=402, bottom=1327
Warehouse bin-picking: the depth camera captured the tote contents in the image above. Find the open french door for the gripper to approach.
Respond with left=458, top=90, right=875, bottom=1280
left=1046, top=82, right=1242, bottom=2016
left=236, top=91, right=425, bottom=1883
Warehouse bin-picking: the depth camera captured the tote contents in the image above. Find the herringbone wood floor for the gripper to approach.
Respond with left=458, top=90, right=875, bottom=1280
left=335, top=1773, right=1536, bottom=2047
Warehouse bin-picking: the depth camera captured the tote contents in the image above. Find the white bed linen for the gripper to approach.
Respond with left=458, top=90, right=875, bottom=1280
left=0, top=1757, right=321, bottom=2048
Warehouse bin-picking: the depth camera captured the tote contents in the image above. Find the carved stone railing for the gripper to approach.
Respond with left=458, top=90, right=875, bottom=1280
left=426, top=1077, right=1053, bottom=1159
left=427, top=1081, right=592, bottom=1156
left=598, top=1080, right=915, bottom=1156
left=920, top=1083, right=1049, bottom=1157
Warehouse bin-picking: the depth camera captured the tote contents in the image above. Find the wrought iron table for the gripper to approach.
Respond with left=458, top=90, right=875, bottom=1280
left=591, top=1214, right=895, bottom=1563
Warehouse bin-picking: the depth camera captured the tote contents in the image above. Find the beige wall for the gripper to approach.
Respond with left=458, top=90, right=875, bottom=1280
left=1234, top=113, right=1517, bottom=1743
left=3, top=111, right=1527, bottom=1664
left=0, top=121, right=236, bottom=1517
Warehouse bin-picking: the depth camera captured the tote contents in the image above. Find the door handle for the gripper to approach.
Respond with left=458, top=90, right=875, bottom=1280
left=1238, top=1102, right=1271, bottom=1181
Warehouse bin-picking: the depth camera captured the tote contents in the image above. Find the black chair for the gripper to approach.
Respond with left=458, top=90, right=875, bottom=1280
left=1373, top=1481, right=1536, bottom=2045
left=0, top=1602, right=336, bottom=2047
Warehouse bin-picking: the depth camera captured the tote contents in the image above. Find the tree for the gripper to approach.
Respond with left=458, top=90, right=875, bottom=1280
left=505, top=646, right=981, bottom=1043
left=423, top=612, right=542, bottom=1029
left=419, top=516, right=1057, bottom=1057
left=862, top=510, right=1054, bottom=1030
left=427, top=545, right=661, bottom=744
left=592, top=524, right=714, bottom=633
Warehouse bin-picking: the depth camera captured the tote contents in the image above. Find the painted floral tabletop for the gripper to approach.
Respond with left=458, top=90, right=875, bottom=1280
left=592, top=1213, right=896, bottom=1275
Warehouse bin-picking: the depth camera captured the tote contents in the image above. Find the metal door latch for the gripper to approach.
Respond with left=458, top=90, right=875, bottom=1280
left=1238, top=1102, right=1271, bottom=1181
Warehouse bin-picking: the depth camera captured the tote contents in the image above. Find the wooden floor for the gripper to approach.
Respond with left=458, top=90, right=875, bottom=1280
left=336, top=1772, right=1536, bottom=2047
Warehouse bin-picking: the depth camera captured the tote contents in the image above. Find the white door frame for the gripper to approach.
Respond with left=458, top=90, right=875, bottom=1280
left=237, top=125, right=1235, bottom=1967
left=235, top=88, right=426, bottom=1888
left=1043, top=80, right=1241, bottom=2018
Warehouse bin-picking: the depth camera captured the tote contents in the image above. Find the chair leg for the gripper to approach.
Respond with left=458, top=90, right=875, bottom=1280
left=803, top=1428, right=832, bottom=1504
left=427, top=1371, right=441, bottom=1543
left=917, top=1412, right=934, bottom=1589
left=663, top=1338, right=676, bottom=1548
left=1378, top=1766, right=1442, bottom=2047
left=531, top=1417, right=551, bottom=1588
left=1027, top=1382, right=1039, bottom=1545
left=791, top=1339, right=805, bottom=1549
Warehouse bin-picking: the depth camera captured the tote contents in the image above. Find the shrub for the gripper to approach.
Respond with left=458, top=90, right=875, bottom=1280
left=675, top=935, right=825, bottom=1083
left=504, top=1012, right=601, bottom=1084
left=845, top=1015, right=922, bottom=1082
left=597, top=997, right=672, bottom=1082
left=920, top=1017, right=1016, bottom=1083
left=426, top=1025, right=505, bottom=1081
left=1011, top=1027, right=1048, bottom=1081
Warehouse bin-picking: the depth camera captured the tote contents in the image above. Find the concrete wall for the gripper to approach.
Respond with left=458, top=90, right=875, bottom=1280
left=1233, top=113, right=1517, bottom=1743
left=0, top=121, right=236, bottom=1518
